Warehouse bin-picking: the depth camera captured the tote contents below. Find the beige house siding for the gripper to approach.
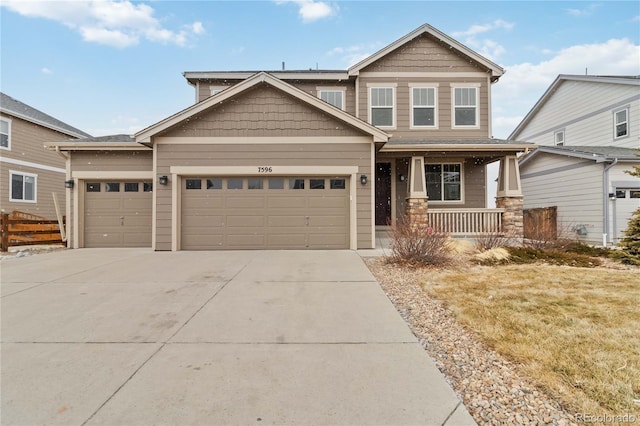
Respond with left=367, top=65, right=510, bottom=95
left=286, top=81, right=356, bottom=116
left=68, top=150, right=153, bottom=247
left=161, top=84, right=364, bottom=138
left=0, top=113, right=69, bottom=219
left=361, top=33, right=488, bottom=73
left=155, top=141, right=373, bottom=250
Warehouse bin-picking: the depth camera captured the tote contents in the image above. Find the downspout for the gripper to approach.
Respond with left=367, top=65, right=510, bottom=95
left=602, top=158, right=618, bottom=246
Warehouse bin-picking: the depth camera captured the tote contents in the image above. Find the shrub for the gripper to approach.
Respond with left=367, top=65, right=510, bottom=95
left=388, top=214, right=452, bottom=267
left=612, top=206, right=640, bottom=266
left=505, top=247, right=602, bottom=268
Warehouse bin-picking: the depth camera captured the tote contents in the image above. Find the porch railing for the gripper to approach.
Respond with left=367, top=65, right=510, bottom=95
left=427, top=208, right=505, bottom=235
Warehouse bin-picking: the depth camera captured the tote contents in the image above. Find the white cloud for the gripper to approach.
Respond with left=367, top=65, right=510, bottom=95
left=276, top=0, right=337, bottom=23
left=1, top=0, right=204, bottom=48
left=492, top=38, right=640, bottom=139
left=41, top=67, right=53, bottom=75
left=326, top=43, right=382, bottom=67
left=452, top=19, right=514, bottom=61
left=566, top=3, right=601, bottom=17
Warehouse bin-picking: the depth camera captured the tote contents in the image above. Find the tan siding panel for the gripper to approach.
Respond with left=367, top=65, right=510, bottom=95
left=159, top=84, right=365, bottom=138
left=71, top=151, right=153, bottom=172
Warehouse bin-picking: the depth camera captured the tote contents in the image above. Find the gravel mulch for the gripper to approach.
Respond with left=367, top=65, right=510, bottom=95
left=365, top=258, right=579, bottom=426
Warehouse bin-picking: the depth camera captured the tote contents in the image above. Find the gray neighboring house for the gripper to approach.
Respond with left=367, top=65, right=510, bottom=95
left=48, top=24, right=532, bottom=251
left=511, top=75, right=640, bottom=245
left=0, top=92, right=91, bottom=220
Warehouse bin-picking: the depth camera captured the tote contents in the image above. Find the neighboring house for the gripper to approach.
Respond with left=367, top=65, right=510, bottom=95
left=0, top=92, right=91, bottom=220
left=48, top=24, right=532, bottom=250
left=511, top=75, right=640, bottom=245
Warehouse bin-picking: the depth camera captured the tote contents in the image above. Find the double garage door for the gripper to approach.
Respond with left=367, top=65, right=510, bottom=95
left=181, top=176, right=350, bottom=250
left=84, top=181, right=153, bottom=248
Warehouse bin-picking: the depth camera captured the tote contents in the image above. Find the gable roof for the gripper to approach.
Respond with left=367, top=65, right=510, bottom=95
left=347, top=23, right=505, bottom=80
left=0, top=92, right=91, bottom=139
left=509, top=75, right=640, bottom=140
left=519, top=145, right=640, bottom=167
left=136, top=72, right=389, bottom=143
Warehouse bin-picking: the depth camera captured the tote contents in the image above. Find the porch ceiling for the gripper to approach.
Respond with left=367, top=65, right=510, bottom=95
left=379, top=139, right=535, bottom=154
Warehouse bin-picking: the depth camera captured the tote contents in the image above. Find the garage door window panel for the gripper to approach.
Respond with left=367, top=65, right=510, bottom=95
left=186, top=179, right=202, bottom=190
left=125, top=183, right=139, bottom=192
left=310, top=179, right=325, bottom=189
left=207, top=178, right=222, bottom=189
left=87, top=182, right=101, bottom=192
left=248, top=178, right=264, bottom=190
left=330, top=179, right=346, bottom=189
left=105, top=183, right=120, bottom=192
left=143, top=183, right=153, bottom=192
left=268, top=178, right=284, bottom=190
left=290, top=178, right=305, bottom=190
left=227, top=178, right=243, bottom=190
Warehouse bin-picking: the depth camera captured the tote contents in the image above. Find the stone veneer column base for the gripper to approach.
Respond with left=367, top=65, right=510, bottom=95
left=405, top=197, right=429, bottom=230
left=496, top=196, right=524, bottom=242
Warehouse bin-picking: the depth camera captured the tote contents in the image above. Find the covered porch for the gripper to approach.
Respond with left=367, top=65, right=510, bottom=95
left=374, top=140, right=533, bottom=238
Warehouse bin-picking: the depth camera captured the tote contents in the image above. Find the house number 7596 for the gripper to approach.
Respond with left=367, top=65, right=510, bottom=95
left=258, top=167, right=273, bottom=173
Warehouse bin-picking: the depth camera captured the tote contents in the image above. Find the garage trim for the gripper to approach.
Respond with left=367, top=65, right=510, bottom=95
left=71, top=171, right=153, bottom=248
left=169, top=166, right=359, bottom=251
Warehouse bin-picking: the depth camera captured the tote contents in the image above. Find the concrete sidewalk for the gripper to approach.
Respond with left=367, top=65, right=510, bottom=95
left=1, top=249, right=474, bottom=425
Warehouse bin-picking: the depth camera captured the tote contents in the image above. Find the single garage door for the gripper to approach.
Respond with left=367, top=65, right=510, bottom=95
left=614, top=188, right=640, bottom=242
left=84, top=181, right=153, bottom=247
left=181, top=176, right=349, bottom=249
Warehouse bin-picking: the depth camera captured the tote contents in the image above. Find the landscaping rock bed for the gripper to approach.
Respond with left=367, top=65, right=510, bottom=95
left=365, top=258, right=579, bottom=426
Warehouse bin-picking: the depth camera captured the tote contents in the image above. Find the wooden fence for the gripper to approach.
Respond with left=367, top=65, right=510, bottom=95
left=1, top=212, right=66, bottom=252
left=523, top=206, right=557, bottom=241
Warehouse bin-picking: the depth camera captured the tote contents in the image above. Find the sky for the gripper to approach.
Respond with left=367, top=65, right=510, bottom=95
left=1, top=0, right=639, bottom=140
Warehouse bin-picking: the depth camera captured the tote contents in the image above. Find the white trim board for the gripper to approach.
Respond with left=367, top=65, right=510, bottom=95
left=0, top=156, right=65, bottom=173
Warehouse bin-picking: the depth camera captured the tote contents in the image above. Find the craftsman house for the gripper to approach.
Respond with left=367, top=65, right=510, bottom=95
left=511, top=75, right=640, bottom=246
left=1, top=92, right=91, bottom=220
left=49, top=24, right=532, bottom=250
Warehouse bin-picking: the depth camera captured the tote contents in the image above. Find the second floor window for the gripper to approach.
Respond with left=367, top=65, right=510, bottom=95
left=1, top=117, right=10, bottom=149
left=319, top=90, right=344, bottom=110
left=614, top=108, right=628, bottom=138
left=554, top=130, right=565, bottom=146
left=370, top=87, right=394, bottom=128
left=411, top=87, right=436, bottom=127
left=453, top=87, right=478, bottom=127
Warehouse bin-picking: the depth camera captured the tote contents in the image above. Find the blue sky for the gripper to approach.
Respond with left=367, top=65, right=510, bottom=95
left=1, top=0, right=639, bottom=139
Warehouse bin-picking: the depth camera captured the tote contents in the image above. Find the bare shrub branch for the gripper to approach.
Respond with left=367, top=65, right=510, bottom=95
left=388, top=214, right=453, bottom=267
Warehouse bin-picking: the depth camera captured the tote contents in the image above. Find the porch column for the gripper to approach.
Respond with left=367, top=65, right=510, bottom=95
left=405, top=156, right=428, bottom=229
left=496, top=155, right=524, bottom=240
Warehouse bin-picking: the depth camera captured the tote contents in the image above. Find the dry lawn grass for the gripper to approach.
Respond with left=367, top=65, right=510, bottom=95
left=421, top=264, right=640, bottom=419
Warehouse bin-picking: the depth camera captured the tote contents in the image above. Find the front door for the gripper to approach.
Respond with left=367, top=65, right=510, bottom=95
left=375, top=162, right=392, bottom=226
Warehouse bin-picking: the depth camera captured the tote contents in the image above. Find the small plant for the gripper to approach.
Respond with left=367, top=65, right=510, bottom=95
left=474, top=226, right=511, bottom=251
left=504, top=247, right=602, bottom=268
left=388, top=214, right=452, bottom=267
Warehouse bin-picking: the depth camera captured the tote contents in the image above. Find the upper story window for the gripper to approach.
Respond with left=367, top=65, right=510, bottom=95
left=614, top=107, right=628, bottom=139
left=369, top=86, right=395, bottom=128
left=452, top=86, right=479, bottom=128
left=411, top=86, right=437, bottom=128
left=318, top=89, right=345, bottom=110
left=1, top=117, right=11, bottom=150
left=554, top=130, right=565, bottom=146
left=10, top=171, right=37, bottom=202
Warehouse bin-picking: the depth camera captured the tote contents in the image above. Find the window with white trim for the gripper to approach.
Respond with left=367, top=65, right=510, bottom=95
left=1, top=117, right=10, bottom=150
left=210, top=86, right=224, bottom=96
left=318, top=90, right=344, bottom=110
left=425, top=163, right=462, bottom=201
left=411, top=87, right=437, bottom=128
left=614, top=107, right=628, bottom=138
left=10, top=171, right=37, bottom=202
left=370, top=87, right=394, bottom=128
left=453, top=87, right=478, bottom=127
left=554, top=130, right=565, bottom=146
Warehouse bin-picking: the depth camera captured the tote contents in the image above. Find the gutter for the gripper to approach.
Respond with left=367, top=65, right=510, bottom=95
left=602, top=158, right=619, bottom=246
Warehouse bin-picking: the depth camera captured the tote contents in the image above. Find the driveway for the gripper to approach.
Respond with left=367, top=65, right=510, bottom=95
left=1, top=249, right=474, bottom=425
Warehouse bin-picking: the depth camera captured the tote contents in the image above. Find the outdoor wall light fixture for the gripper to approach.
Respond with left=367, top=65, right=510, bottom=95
left=398, top=174, right=406, bottom=182
left=159, top=175, right=169, bottom=185
left=608, top=193, right=616, bottom=200
left=64, top=179, right=74, bottom=189
left=360, top=174, right=368, bottom=185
